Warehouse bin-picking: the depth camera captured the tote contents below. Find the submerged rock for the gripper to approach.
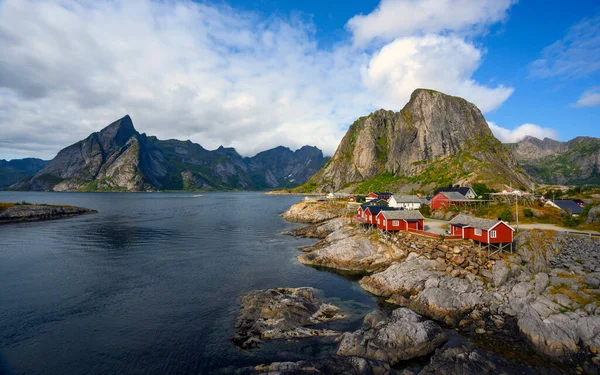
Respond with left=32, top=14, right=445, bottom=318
left=337, top=308, right=447, bottom=364
left=233, top=287, right=345, bottom=349
left=237, top=356, right=391, bottom=375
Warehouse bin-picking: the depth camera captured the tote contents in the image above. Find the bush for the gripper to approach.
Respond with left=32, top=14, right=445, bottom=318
left=420, top=204, right=431, bottom=217
left=581, top=204, right=594, bottom=218
left=499, top=209, right=512, bottom=222
left=563, top=214, right=580, bottom=228
left=523, top=208, right=534, bottom=218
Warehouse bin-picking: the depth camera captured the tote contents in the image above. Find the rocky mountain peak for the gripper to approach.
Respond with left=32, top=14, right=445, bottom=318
left=297, top=88, right=531, bottom=193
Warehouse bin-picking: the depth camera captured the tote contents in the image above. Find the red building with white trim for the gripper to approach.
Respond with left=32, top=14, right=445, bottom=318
left=449, top=214, right=514, bottom=245
left=375, top=210, right=424, bottom=231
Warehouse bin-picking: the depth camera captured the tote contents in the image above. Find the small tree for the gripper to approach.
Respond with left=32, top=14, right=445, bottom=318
left=420, top=204, right=431, bottom=217
left=523, top=208, right=534, bottom=218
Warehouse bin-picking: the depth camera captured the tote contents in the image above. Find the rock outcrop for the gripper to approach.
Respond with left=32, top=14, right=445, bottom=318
left=0, top=203, right=97, bottom=224
left=506, top=135, right=600, bottom=185
left=337, top=308, right=447, bottom=364
left=10, top=116, right=329, bottom=192
left=281, top=201, right=345, bottom=224
left=232, top=287, right=345, bottom=349
left=237, top=356, right=391, bottom=375
left=297, top=89, right=531, bottom=193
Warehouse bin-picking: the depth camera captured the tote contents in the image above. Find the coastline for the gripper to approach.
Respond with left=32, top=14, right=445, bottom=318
left=269, top=200, right=600, bottom=374
left=0, top=202, right=97, bottom=224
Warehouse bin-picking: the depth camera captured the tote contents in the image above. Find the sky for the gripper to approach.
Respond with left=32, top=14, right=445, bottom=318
left=0, top=0, right=599, bottom=161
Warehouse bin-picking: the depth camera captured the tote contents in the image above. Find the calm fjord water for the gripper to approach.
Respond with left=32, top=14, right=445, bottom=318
left=0, top=192, right=378, bottom=375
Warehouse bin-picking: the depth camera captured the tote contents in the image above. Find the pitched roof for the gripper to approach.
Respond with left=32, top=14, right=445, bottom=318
left=364, top=206, right=396, bottom=215
left=450, top=214, right=512, bottom=231
left=391, top=195, right=421, bottom=203
left=380, top=210, right=424, bottom=220
left=440, top=192, right=470, bottom=201
left=553, top=200, right=584, bottom=215
left=434, top=187, right=473, bottom=196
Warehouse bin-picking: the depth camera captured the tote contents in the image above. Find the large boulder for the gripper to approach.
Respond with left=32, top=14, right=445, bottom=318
left=337, top=308, right=447, bottom=364
left=282, top=202, right=341, bottom=223
left=360, top=255, right=485, bottom=325
left=232, top=287, right=345, bottom=349
left=587, top=205, right=600, bottom=224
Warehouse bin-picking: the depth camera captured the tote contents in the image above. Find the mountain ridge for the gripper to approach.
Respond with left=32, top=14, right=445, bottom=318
left=506, top=135, right=600, bottom=185
left=10, top=116, right=329, bottom=192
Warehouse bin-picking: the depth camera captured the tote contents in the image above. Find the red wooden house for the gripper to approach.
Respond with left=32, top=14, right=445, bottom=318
left=449, top=214, right=514, bottom=249
left=363, top=206, right=395, bottom=225
left=349, top=195, right=356, bottom=202
left=430, top=192, right=471, bottom=210
left=375, top=210, right=424, bottom=231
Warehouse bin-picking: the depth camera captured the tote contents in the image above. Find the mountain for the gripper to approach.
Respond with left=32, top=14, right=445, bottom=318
left=10, top=116, right=329, bottom=191
left=0, top=158, right=49, bottom=188
left=297, top=89, right=531, bottom=193
left=506, top=136, right=600, bottom=185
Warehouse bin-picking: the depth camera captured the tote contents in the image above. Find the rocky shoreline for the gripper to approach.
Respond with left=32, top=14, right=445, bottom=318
left=259, top=201, right=600, bottom=374
left=0, top=203, right=97, bottom=224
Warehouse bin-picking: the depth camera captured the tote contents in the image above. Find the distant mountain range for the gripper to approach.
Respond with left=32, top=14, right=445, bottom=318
left=0, top=158, right=49, bottom=189
left=506, top=136, right=600, bottom=186
left=7, top=116, right=329, bottom=192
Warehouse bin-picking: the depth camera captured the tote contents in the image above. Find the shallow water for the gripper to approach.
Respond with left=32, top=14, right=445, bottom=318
left=0, top=192, right=377, bottom=375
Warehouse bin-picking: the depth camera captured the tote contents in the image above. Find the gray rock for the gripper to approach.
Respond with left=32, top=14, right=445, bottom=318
left=534, top=272, right=549, bottom=295
left=238, top=356, right=391, bottom=375
left=232, top=287, right=344, bottom=349
left=492, top=261, right=511, bottom=287
left=418, top=346, right=538, bottom=375
left=337, top=308, right=447, bottom=364
left=0, top=204, right=97, bottom=224
left=577, top=316, right=600, bottom=353
left=588, top=205, right=600, bottom=224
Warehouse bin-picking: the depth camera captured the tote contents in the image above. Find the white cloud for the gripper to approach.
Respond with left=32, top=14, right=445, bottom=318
left=574, top=87, right=600, bottom=108
left=488, top=122, right=559, bottom=143
left=0, top=0, right=516, bottom=160
left=530, top=14, right=600, bottom=78
left=347, top=0, right=515, bottom=46
left=363, top=35, right=514, bottom=112
left=0, top=0, right=371, bottom=158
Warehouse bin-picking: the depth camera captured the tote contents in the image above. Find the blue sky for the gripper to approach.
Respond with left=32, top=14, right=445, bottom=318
left=0, top=0, right=599, bottom=161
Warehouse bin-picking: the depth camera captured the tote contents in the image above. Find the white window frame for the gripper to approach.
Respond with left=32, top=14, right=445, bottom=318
left=490, top=230, right=497, bottom=239
left=392, top=220, right=399, bottom=226
left=474, top=228, right=482, bottom=236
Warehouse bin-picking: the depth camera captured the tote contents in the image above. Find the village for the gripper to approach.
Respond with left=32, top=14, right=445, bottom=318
left=303, top=185, right=600, bottom=256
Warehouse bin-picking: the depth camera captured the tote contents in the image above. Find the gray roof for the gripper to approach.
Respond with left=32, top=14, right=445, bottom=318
left=440, top=192, right=470, bottom=201
left=380, top=210, right=424, bottom=220
left=392, top=195, right=422, bottom=204
left=449, top=214, right=510, bottom=231
left=553, top=200, right=584, bottom=215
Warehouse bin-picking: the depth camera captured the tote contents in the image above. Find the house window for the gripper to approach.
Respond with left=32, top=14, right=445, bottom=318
left=393, top=220, right=399, bottom=226
left=490, top=230, right=497, bottom=238
left=475, top=228, right=482, bottom=236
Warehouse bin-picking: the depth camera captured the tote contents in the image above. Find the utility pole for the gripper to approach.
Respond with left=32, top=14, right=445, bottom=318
left=515, top=194, right=519, bottom=232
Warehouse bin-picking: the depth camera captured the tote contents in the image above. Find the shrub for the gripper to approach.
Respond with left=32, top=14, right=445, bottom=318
left=563, top=214, right=580, bottom=228
left=523, top=208, right=534, bottom=218
left=420, top=204, right=431, bottom=217
left=499, top=209, right=512, bottom=222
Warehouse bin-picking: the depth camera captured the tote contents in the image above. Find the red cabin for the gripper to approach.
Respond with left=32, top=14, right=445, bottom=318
left=349, top=195, right=356, bottom=202
left=430, top=192, right=470, bottom=210
left=449, top=214, right=514, bottom=244
left=375, top=210, right=424, bottom=232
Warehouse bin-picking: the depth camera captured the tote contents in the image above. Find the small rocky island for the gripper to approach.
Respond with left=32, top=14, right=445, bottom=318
left=0, top=202, right=97, bottom=224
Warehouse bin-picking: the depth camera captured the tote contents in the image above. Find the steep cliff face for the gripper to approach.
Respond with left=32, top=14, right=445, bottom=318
left=0, top=158, right=48, bottom=188
left=507, top=136, right=600, bottom=185
left=10, top=116, right=328, bottom=191
left=299, top=89, right=531, bottom=193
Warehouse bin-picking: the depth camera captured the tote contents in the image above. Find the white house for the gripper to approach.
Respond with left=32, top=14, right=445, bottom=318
left=388, top=195, right=422, bottom=210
